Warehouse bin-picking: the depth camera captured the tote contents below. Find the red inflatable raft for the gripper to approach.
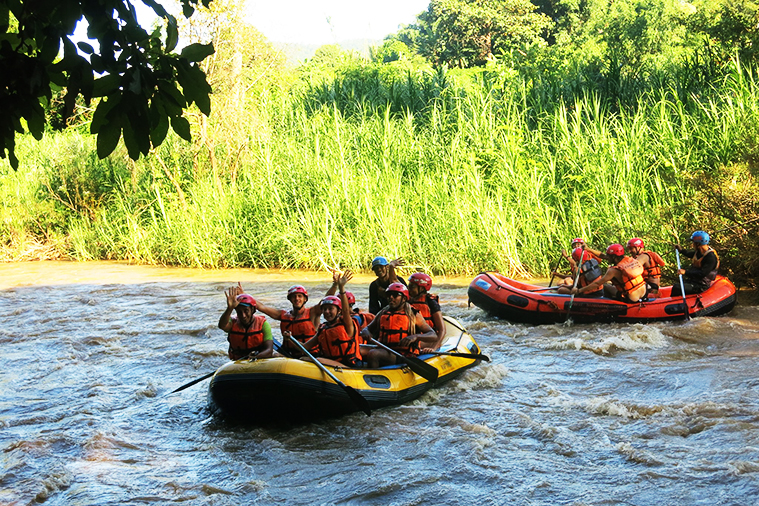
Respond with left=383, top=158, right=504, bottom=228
left=468, top=273, right=736, bottom=324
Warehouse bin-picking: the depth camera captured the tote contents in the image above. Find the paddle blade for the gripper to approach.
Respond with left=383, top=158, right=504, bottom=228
left=405, top=356, right=439, bottom=384
left=343, top=384, right=372, bottom=416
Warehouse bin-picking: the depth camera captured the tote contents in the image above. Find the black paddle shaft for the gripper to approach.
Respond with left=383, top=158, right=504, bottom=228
left=288, top=337, right=371, bottom=416
left=369, top=338, right=439, bottom=383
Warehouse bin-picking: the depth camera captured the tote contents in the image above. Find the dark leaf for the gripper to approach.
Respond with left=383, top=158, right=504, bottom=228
left=151, top=110, right=170, bottom=147
left=25, top=100, right=45, bottom=140
left=180, top=42, right=215, bottom=62
left=96, top=110, right=122, bottom=159
left=171, top=115, right=191, bottom=142
left=77, top=41, right=95, bottom=54
left=92, top=74, right=121, bottom=97
left=166, top=16, right=179, bottom=52
left=91, top=95, right=121, bottom=134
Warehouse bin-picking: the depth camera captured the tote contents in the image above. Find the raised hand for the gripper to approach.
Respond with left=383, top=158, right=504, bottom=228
left=224, top=282, right=244, bottom=309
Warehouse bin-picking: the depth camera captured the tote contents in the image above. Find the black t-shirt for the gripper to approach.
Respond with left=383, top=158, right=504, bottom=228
left=368, top=276, right=407, bottom=315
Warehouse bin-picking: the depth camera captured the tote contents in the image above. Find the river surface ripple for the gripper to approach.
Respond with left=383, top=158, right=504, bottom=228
left=1, top=262, right=758, bottom=505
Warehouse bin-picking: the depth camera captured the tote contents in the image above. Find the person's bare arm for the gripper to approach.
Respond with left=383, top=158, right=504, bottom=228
left=218, top=284, right=242, bottom=332
left=336, top=270, right=355, bottom=337
left=574, top=269, right=614, bottom=294
left=401, top=314, right=436, bottom=349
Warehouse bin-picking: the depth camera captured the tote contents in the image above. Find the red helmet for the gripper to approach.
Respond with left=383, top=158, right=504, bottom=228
left=344, top=291, right=356, bottom=305
left=627, top=237, right=644, bottom=249
left=571, top=238, right=585, bottom=246
left=606, top=243, right=625, bottom=257
left=408, top=272, right=432, bottom=291
left=236, top=294, right=256, bottom=308
left=571, top=248, right=586, bottom=262
left=287, top=285, right=309, bottom=301
left=320, top=295, right=342, bottom=309
left=386, top=282, right=409, bottom=299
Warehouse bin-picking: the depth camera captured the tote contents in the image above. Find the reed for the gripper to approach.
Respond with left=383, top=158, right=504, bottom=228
left=2, top=59, right=758, bottom=279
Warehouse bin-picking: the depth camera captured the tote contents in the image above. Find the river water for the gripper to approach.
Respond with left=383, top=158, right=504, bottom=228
left=1, top=261, right=758, bottom=505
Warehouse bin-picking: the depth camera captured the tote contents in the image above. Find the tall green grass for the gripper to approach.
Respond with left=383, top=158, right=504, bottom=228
left=2, top=61, right=758, bottom=277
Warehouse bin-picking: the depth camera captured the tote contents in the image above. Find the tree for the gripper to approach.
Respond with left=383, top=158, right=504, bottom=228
left=401, top=0, right=552, bottom=68
left=0, top=0, right=215, bottom=169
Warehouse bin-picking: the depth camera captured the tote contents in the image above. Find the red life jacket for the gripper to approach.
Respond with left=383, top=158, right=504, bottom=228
left=227, top=315, right=266, bottom=360
left=351, top=310, right=375, bottom=333
left=610, top=256, right=646, bottom=299
left=379, top=308, right=419, bottom=356
left=409, top=294, right=439, bottom=330
left=280, top=308, right=316, bottom=353
left=316, top=319, right=362, bottom=366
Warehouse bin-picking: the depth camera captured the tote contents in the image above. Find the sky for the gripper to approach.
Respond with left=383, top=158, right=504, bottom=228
left=243, top=0, right=429, bottom=45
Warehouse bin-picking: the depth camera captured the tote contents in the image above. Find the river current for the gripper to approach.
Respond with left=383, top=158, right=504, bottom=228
left=1, top=261, right=758, bottom=505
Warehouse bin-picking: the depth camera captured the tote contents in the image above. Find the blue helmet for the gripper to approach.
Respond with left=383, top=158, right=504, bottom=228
left=371, top=256, right=389, bottom=268
left=690, top=230, right=710, bottom=245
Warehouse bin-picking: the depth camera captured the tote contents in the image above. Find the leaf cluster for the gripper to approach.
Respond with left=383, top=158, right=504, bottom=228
left=0, top=0, right=215, bottom=169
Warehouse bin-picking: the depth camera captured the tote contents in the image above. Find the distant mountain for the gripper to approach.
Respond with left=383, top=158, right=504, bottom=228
left=273, top=39, right=381, bottom=65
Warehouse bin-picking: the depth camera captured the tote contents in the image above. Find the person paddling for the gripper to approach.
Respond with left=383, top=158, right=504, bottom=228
left=297, top=270, right=364, bottom=368
left=556, top=248, right=604, bottom=298
left=572, top=244, right=646, bottom=303
left=407, top=272, right=447, bottom=352
left=553, top=238, right=606, bottom=285
left=360, top=282, right=436, bottom=368
left=218, top=289, right=274, bottom=360
left=626, top=237, right=666, bottom=297
left=672, top=230, right=720, bottom=297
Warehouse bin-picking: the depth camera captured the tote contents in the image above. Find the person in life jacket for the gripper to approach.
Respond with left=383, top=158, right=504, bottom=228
left=555, top=248, right=604, bottom=298
left=299, top=270, right=363, bottom=368
left=553, top=238, right=607, bottom=286
left=218, top=288, right=273, bottom=360
left=672, top=230, right=720, bottom=296
left=407, top=272, right=447, bottom=351
left=572, top=243, right=647, bottom=302
left=325, top=272, right=375, bottom=335
left=626, top=237, right=666, bottom=297
left=368, top=256, right=407, bottom=314
left=250, top=283, right=321, bottom=358
left=360, top=282, right=436, bottom=368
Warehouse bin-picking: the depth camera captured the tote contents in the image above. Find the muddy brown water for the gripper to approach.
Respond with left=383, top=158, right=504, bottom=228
left=1, top=261, right=758, bottom=505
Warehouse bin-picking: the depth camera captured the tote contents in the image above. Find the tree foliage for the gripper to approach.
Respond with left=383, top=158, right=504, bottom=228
left=396, top=0, right=552, bottom=68
left=0, top=0, right=215, bottom=169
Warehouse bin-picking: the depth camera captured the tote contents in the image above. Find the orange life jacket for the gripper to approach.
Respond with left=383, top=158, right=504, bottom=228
left=379, top=308, right=420, bottom=356
left=351, top=310, right=375, bottom=333
left=637, top=250, right=665, bottom=281
left=610, top=256, right=646, bottom=298
left=691, top=247, right=720, bottom=283
left=409, top=294, right=439, bottom=330
left=316, top=319, right=362, bottom=366
left=227, top=315, right=266, bottom=360
left=280, top=308, right=316, bottom=353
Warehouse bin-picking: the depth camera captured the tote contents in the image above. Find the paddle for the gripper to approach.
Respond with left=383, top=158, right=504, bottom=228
left=548, top=253, right=564, bottom=288
left=170, top=371, right=215, bottom=393
left=564, top=248, right=586, bottom=325
left=287, top=337, right=372, bottom=416
left=424, top=350, right=490, bottom=362
left=674, top=248, right=691, bottom=321
left=369, top=338, right=439, bottom=384
left=528, top=286, right=561, bottom=292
